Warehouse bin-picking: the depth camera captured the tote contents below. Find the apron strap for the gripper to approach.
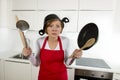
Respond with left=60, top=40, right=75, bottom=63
left=41, top=36, right=63, bottom=50
left=58, top=36, right=63, bottom=50
left=41, top=37, right=48, bottom=49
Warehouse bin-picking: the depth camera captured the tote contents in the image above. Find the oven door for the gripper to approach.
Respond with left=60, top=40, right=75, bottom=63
left=74, top=69, right=113, bottom=80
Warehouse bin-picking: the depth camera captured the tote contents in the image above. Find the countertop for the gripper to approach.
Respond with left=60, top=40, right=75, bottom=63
left=68, top=61, right=112, bottom=72
left=68, top=59, right=120, bottom=73
left=0, top=52, right=120, bottom=74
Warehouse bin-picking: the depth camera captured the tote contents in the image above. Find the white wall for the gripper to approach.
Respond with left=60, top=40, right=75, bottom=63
left=0, top=0, right=7, bottom=27
left=110, top=0, right=120, bottom=69
left=0, top=0, right=2, bottom=26
left=113, top=0, right=120, bottom=34
left=0, top=28, right=22, bottom=57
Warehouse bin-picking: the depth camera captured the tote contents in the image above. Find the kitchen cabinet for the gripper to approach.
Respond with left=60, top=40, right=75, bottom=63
left=38, top=0, right=78, bottom=10
left=7, top=11, right=78, bottom=32
left=0, top=58, right=4, bottom=80
left=79, top=0, right=114, bottom=10
left=113, top=0, right=120, bottom=33
left=113, top=73, right=120, bottom=80
left=11, top=0, right=37, bottom=10
left=4, top=60, right=31, bottom=80
left=78, top=11, right=113, bottom=32
left=31, top=65, right=39, bottom=80
left=67, top=68, right=75, bottom=80
left=0, top=59, right=4, bottom=80
left=8, top=11, right=39, bottom=30
left=38, top=11, right=78, bottom=32
left=0, top=59, right=2, bottom=80
left=0, top=0, right=1, bottom=26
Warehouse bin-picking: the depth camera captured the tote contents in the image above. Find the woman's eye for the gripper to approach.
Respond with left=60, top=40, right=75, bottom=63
left=49, top=25, right=53, bottom=27
left=56, top=25, right=60, bottom=28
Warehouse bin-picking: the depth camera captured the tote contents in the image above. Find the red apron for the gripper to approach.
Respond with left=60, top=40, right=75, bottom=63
left=38, top=36, right=68, bottom=80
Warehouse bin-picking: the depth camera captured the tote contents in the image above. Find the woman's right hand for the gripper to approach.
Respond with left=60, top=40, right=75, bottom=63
left=22, top=47, right=32, bottom=57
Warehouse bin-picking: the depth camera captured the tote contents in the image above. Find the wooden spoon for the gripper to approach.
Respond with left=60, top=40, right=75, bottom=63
left=15, top=15, right=28, bottom=48
left=69, top=38, right=95, bottom=65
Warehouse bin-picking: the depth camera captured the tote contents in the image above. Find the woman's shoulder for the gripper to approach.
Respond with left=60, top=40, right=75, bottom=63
left=60, top=36, right=69, bottom=43
left=60, top=36, right=69, bottom=40
left=36, top=36, right=46, bottom=44
left=37, top=36, right=46, bottom=41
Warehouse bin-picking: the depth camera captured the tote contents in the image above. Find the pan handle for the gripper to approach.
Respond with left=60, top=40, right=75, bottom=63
left=19, top=30, right=27, bottom=48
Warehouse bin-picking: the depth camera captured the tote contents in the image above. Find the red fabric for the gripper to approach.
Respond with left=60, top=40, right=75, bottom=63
left=38, top=36, right=68, bottom=80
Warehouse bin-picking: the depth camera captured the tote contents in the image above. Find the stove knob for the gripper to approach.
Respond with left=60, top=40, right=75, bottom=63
left=101, top=75, right=104, bottom=78
left=91, top=74, right=95, bottom=76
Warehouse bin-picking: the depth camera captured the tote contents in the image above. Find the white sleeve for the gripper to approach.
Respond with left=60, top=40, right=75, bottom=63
left=63, top=37, right=75, bottom=66
left=29, top=38, right=41, bottom=67
left=62, top=37, right=73, bottom=65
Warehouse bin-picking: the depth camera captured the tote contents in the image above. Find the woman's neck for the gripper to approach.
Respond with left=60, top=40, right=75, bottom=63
left=47, top=36, right=59, bottom=50
left=48, top=36, right=58, bottom=42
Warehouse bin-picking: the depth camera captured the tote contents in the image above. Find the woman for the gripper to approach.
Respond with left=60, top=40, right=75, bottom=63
left=22, top=14, right=82, bottom=80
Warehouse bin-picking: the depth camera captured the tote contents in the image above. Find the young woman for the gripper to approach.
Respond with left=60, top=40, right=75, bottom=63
left=22, top=14, right=82, bottom=80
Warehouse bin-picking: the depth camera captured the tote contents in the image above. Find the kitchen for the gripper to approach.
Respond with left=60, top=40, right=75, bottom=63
left=0, top=0, right=120, bottom=80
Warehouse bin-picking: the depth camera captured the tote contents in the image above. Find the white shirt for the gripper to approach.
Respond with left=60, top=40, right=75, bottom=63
left=29, top=36, right=73, bottom=66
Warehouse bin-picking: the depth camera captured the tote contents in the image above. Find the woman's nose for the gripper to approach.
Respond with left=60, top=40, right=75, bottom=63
left=52, top=26, right=57, bottom=30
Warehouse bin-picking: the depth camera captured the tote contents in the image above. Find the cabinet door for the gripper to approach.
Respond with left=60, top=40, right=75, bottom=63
left=0, top=59, right=4, bottom=80
left=0, top=0, right=1, bottom=26
left=67, top=68, right=75, bottom=80
left=31, top=65, right=39, bottom=80
left=113, top=73, right=120, bottom=80
left=12, top=0, right=37, bottom=10
left=4, top=60, right=31, bottom=80
left=38, top=0, right=78, bottom=10
left=114, top=0, right=120, bottom=33
left=78, top=11, right=113, bottom=31
left=38, top=11, right=78, bottom=32
left=0, top=59, right=2, bottom=80
left=78, top=11, right=114, bottom=54
left=79, top=0, right=114, bottom=10
left=8, top=11, right=39, bottom=30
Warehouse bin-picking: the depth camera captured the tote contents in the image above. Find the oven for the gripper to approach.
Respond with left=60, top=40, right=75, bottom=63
left=74, top=57, right=113, bottom=80
left=74, top=69, right=113, bottom=80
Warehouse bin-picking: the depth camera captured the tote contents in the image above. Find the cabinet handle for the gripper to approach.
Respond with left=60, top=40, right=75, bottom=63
left=5, top=60, right=30, bottom=64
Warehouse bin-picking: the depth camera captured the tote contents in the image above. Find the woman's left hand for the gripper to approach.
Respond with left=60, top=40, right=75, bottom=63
left=72, top=49, right=82, bottom=58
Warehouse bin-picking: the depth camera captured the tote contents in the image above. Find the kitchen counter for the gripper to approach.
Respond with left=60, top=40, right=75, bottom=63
left=0, top=52, right=30, bottom=63
left=0, top=52, right=120, bottom=74
left=68, top=62, right=112, bottom=72
left=67, top=58, right=120, bottom=74
left=1, top=54, right=120, bottom=79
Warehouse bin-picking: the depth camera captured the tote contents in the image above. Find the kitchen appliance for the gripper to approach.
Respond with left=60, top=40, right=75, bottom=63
left=75, top=57, right=113, bottom=80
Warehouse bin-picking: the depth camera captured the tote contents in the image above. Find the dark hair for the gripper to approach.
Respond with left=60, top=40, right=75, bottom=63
left=39, top=14, right=69, bottom=36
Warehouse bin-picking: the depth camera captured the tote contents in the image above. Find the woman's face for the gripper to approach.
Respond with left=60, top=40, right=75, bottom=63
left=46, top=20, right=62, bottom=38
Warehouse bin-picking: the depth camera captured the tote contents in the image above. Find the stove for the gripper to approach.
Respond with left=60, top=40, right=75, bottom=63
left=76, top=57, right=111, bottom=69
left=75, top=57, right=113, bottom=80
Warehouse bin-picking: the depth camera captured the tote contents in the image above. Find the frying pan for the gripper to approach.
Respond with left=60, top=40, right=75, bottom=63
left=77, top=23, right=98, bottom=50
left=16, top=16, right=29, bottom=48
left=69, top=23, right=99, bottom=65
